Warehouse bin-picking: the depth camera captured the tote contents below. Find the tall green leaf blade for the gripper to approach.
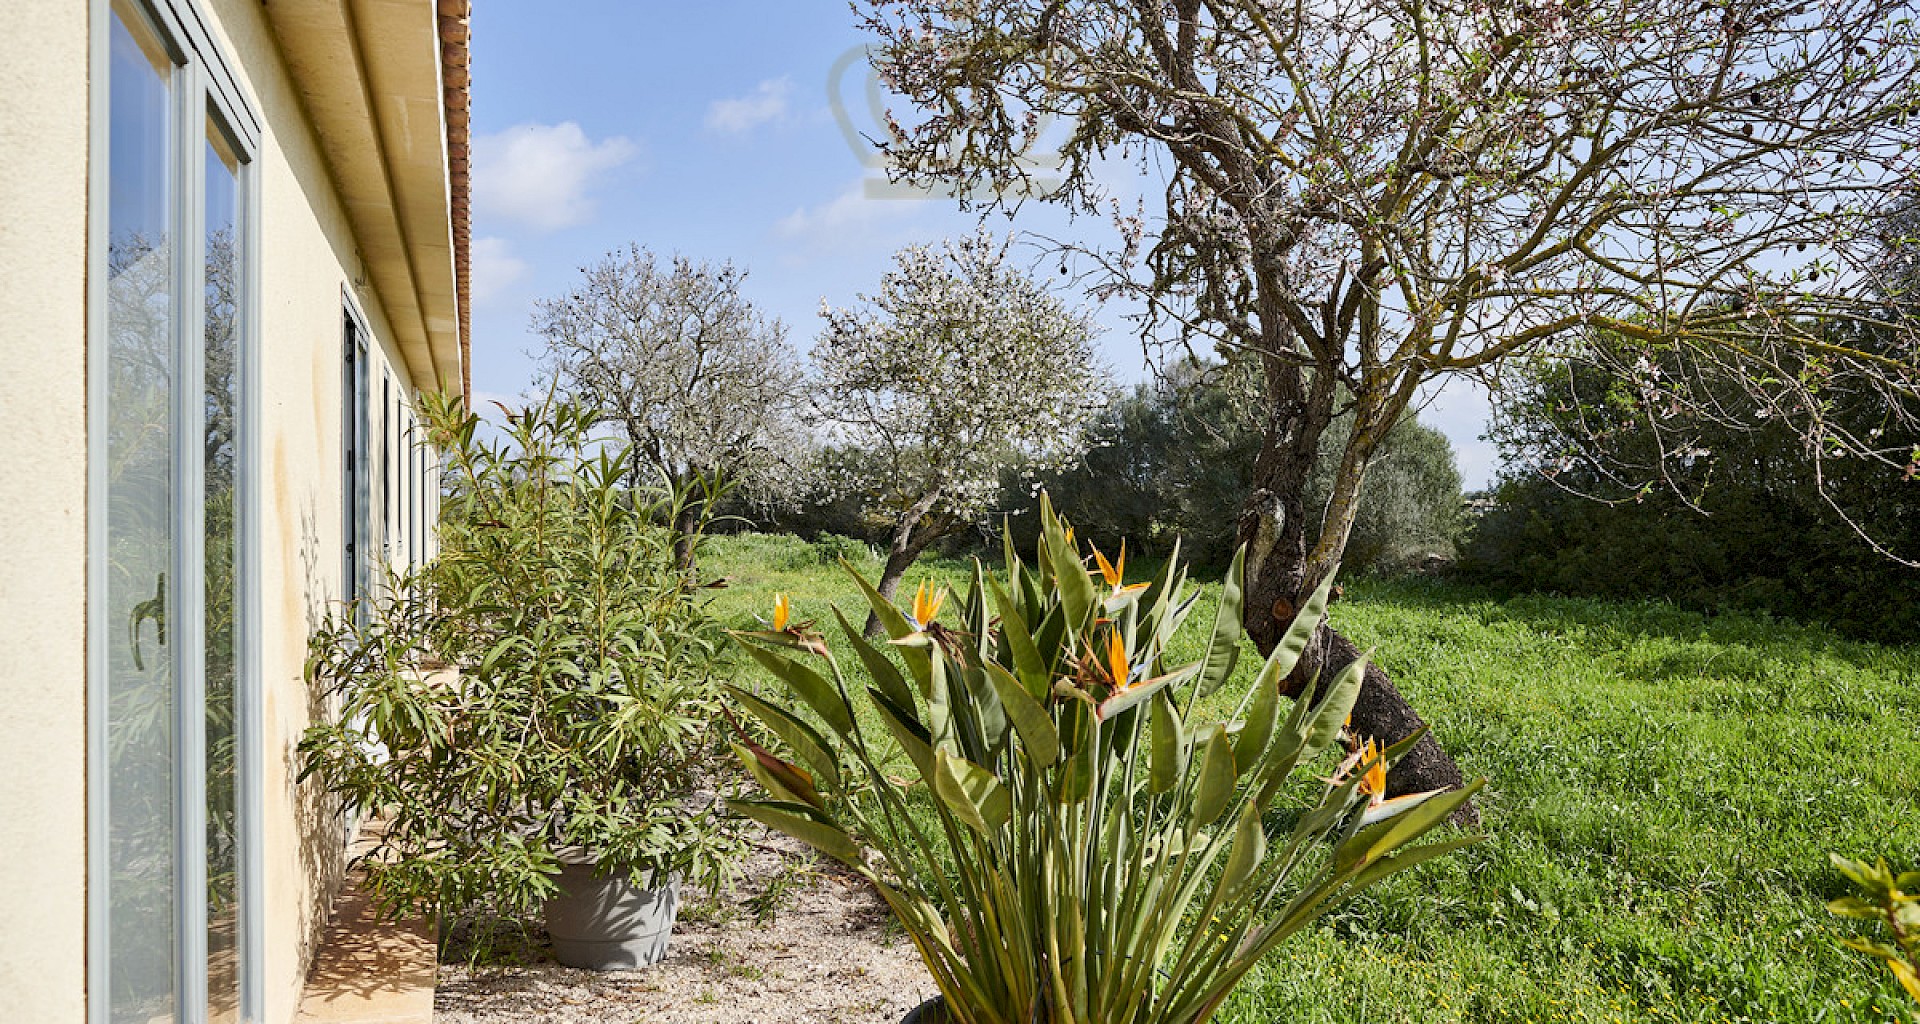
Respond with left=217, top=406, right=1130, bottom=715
left=843, top=557, right=914, bottom=640
left=1195, top=546, right=1247, bottom=699
left=731, top=799, right=863, bottom=865
left=1221, top=803, right=1268, bottom=900
left=724, top=683, right=840, bottom=789
left=1193, top=729, right=1237, bottom=826
left=934, top=749, right=1011, bottom=833
left=1150, top=692, right=1188, bottom=794
left=1337, top=779, right=1485, bottom=873
left=1041, top=494, right=1096, bottom=634
left=736, top=641, right=855, bottom=738
left=985, top=661, right=1061, bottom=765
left=834, top=606, right=914, bottom=711
left=1300, top=655, right=1368, bottom=765
left=1269, top=573, right=1339, bottom=683
left=1234, top=667, right=1282, bottom=775
left=988, top=576, right=1049, bottom=698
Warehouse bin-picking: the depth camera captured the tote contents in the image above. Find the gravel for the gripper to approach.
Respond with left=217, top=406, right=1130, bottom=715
left=435, top=835, right=937, bottom=1024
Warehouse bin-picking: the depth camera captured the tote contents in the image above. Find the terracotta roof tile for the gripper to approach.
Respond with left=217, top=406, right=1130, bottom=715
left=439, top=0, right=472, bottom=403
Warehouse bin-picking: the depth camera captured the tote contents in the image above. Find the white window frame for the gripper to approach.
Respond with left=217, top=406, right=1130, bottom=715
left=86, top=0, right=264, bottom=1020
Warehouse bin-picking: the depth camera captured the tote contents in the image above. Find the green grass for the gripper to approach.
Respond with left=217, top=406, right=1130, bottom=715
left=701, top=531, right=1920, bottom=1024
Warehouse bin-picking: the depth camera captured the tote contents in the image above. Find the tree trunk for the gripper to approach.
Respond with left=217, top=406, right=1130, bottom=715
left=866, top=545, right=922, bottom=637
left=1236, top=385, right=1476, bottom=823
left=863, top=490, right=949, bottom=637
left=672, top=500, right=701, bottom=572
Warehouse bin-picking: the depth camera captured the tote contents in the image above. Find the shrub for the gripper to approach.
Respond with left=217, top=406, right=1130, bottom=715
left=1005, top=359, right=1463, bottom=574
left=300, top=394, right=743, bottom=919
left=727, top=499, right=1480, bottom=1024
left=1828, top=853, right=1920, bottom=1009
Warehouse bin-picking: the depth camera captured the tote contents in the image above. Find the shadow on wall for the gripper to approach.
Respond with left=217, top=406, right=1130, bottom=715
left=289, top=494, right=348, bottom=991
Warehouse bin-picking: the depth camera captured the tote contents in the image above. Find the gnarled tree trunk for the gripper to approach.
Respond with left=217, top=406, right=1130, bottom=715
left=1236, top=379, right=1476, bottom=822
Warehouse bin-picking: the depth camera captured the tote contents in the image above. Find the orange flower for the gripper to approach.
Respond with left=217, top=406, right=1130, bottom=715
left=1357, top=738, right=1386, bottom=800
left=911, top=580, right=945, bottom=630
left=1105, top=629, right=1131, bottom=688
left=1091, top=541, right=1151, bottom=598
left=772, top=593, right=792, bottom=632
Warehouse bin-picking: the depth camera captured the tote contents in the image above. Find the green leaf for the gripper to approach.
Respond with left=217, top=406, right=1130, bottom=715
left=1300, top=655, right=1368, bottom=765
left=1235, top=667, right=1282, bottom=775
left=724, top=684, right=840, bottom=789
left=1150, top=692, right=1188, bottom=795
left=1826, top=895, right=1883, bottom=919
left=870, top=686, right=936, bottom=785
left=1221, top=803, right=1268, bottom=900
left=1097, top=662, right=1200, bottom=721
left=1195, top=546, right=1247, bottom=699
left=1042, top=494, right=1096, bottom=635
left=1830, top=852, right=1896, bottom=893
left=988, top=577, right=1049, bottom=698
left=1057, top=726, right=1097, bottom=804
left=1336, top=779, right=1485, bottom=873
left=843, top=557, right=914, bottom=640
left=1345, top=834, right=1484, bottom=892
left=1193, top=729, right=1238, bottom=827
left=985, top=661, right=1060, bottom=765
left=1270, top=573, right=1339, bottom=682
left=933, top=749, right=1011, bottom=833
left=732, top=741, right=821, bottom=809
left=834, top=606, right=913, bottom=712
left=736, top=640, right=855, bottom=738
left=730, top=799, right=863, bottom=865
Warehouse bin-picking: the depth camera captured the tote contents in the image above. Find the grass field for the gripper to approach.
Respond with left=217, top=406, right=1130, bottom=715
left=702, top=531, right=1920, bottom=1024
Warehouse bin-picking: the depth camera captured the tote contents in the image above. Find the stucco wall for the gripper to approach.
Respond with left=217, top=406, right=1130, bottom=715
left=0, top=3, right=90, bottom=1024
left=201, top=3, right=434, bottom=1020
left=0, top=1, right=443, bottom=1022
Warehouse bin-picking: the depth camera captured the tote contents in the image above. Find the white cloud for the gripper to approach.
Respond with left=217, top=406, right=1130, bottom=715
left=473, top=122, right=637, bottom=231
left=705, top=78, right=794, bottom=135
left=774, top=182, right=927, bottom=247
left=470, top=236, right=528, bottom=305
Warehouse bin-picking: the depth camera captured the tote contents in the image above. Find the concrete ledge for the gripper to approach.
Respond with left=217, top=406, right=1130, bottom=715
left=294, top=869, right=436, bottom=1024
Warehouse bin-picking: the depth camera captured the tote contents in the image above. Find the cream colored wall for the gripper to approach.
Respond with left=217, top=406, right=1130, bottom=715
left=0, top=3, right=90, bottom=1023
left=0, top=0, right=444, bottom=1016
left=201, top=3, right=440, bottom=1021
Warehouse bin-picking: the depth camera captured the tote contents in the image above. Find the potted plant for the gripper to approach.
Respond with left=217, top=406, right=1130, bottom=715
left=301, top=394, right=742, bottom=969
left=729, top=498, right=1483, bottom=1023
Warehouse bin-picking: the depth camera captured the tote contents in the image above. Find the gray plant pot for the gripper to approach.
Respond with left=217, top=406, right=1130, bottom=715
left=542, top=860, right=679, bottom=970
left=901, top=996, right=949, bottom=1024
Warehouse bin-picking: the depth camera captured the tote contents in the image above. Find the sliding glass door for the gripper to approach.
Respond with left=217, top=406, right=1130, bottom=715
left=92, top=1, right=258, bottom=1021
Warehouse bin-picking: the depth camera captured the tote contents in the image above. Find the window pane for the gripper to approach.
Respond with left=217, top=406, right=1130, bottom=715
left=203, top=122, right=242, bottom=1024
left=104, top=4, right=178, bottom=1020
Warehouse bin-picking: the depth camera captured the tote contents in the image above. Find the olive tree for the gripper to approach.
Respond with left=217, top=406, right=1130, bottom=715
left=533, top=246, right=807, bottom=567
left=813, top=234, right=1104, bottom=632
left=858, top=0, right=1920, bottom=799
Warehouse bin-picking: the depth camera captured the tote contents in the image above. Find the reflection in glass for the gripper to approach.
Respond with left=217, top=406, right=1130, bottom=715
left=204, top=123, right=242, bottom=1024
left=105, top=4, right=178, bottom=1021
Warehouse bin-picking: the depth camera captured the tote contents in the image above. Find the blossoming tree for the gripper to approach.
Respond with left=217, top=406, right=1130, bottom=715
left=813, top=234, right=1104, bottom=632
left=858, top=0, right=1920, bottom=800
left=533, top=246, right=807, bottom=568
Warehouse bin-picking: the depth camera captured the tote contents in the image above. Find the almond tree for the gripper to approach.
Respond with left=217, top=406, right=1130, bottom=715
left=533, top=247, right=807, bottom=568
left=813, top=234, right=1104, bottom=633
left=858, top=0, right=1920, bottom=800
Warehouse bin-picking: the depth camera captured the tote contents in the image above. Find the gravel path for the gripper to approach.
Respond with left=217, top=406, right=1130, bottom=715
left=435, top=836, right=937, bottom=1024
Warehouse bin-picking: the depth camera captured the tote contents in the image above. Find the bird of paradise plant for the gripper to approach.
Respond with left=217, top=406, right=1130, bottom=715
left=726, top=497, right=1483, bottom=1024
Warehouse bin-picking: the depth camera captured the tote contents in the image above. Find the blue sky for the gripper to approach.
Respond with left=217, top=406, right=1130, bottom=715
left=468, top=2, right=1500, bottom=487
